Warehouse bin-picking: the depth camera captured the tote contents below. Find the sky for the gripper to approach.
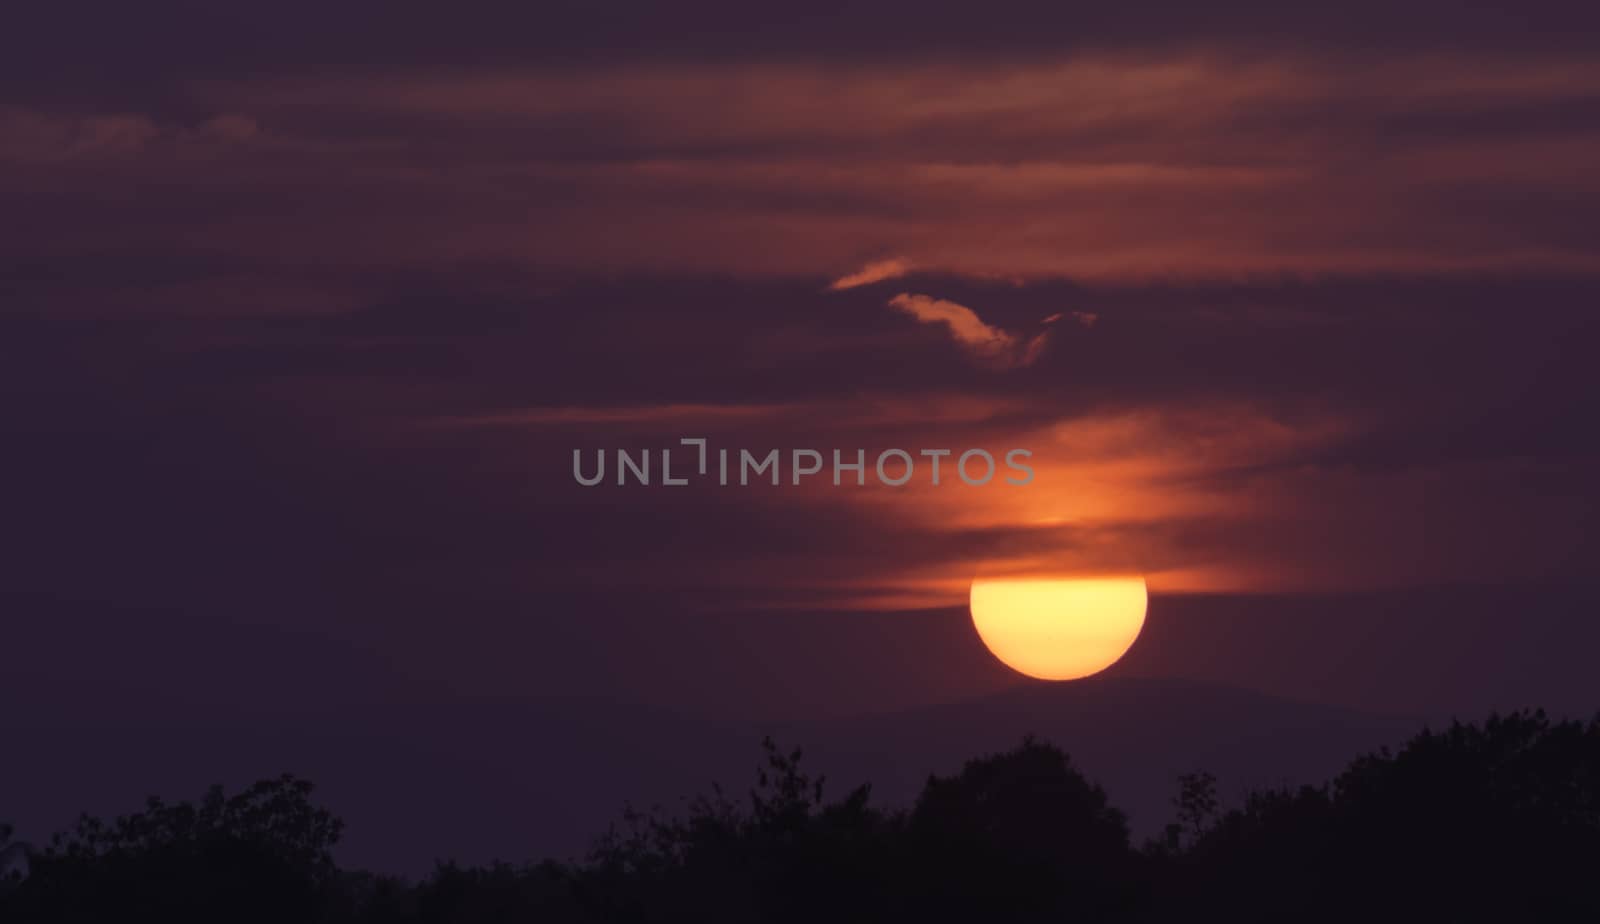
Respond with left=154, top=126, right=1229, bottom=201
left=4, top=1, right=1600, bottom=778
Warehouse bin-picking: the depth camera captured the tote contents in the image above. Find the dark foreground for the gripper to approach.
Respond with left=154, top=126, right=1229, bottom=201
left=3, top=710, right=1597, bottom=922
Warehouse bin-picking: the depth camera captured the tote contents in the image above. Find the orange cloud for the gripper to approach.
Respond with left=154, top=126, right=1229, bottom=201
left=19, top=52, right=1587, bottom=286
left=1041, top=311, right=1097, bottom=327
left=887, top=293, right=1050, bottom=370
left=827, top=257, right=913, bottom=290
left=825, top=401, right=1361, bottom=603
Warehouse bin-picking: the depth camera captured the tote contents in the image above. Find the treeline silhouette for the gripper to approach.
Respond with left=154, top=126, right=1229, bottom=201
left=3, top=710, right=1599, bottom=922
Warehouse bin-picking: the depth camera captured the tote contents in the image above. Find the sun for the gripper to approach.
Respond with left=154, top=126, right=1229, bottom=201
left=969, top=576, right=1148, bottom=680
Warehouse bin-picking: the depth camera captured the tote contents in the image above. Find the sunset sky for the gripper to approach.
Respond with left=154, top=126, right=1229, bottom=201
left=4, top=0, right=1600, bottom=868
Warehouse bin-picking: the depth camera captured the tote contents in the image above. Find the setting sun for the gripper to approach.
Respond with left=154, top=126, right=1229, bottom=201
left=969, top=576, right=1148, bottom=680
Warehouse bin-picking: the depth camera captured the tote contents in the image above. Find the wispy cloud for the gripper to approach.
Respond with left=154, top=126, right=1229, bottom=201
left=433, top=393, right=1027, bottom=430
left=433, top=403, right=784, bottom=427
left=0, top=106, right=264, bottom=163
left=887, top=293, right=1050, bottom=370
left=1042, top=310, right=1098, bottom=327
left=828, top=257, right=914, bottom=290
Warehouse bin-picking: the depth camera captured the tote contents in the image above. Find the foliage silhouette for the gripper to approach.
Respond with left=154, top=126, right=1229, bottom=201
left=0, top=821, right=31, bottom=889
left=900, top=734, right=1137, bottom=920
left=2, top=774, right=342, bottom=923
left=3, top=711, right=1599, bottom=922
left=1166, top=710, right=1600, bottom=922
left=582, top=736, right=893, bottom=923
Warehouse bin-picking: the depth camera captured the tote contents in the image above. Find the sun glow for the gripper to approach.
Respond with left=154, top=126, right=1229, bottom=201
left=969, top=576, right=1148, bottom=680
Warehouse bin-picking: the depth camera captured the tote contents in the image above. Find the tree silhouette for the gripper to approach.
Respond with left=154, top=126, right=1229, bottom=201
left=1156, top=769, right=1219, bottom=852
left=899, top=735, right=1139, bottom=921
left=3, top=774, right=343, bottom=923
left=582, top=736, right=891, bottom=923
left=4, top=712, right=1600, bottom=923
left=0, top=821, right=31, bottom=889
left=1172, top=710, right=1600, bottom=922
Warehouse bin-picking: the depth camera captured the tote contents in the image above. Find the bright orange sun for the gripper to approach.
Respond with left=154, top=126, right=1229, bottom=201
left=969, top=576, right=1148, bottom=680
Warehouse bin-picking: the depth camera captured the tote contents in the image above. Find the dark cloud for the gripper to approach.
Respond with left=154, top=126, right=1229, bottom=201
left=9, top=2, right=1600, bottom=113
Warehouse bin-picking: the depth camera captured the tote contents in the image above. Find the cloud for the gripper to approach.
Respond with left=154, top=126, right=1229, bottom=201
left=11, top=53, right=1600, bottom=291
left=0, top=106, right=265, bottom=163
left=436, top=393, right=1027, bottom=430
left=838, top=400, right=1366, bottom=597
left=1042, top=310, right=1098, bottom=327
left=435, top=403, right=785, bottom=427
left=887, top=293, right=1050, bottom=370
left=827, top=257, right=914, bottom=290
